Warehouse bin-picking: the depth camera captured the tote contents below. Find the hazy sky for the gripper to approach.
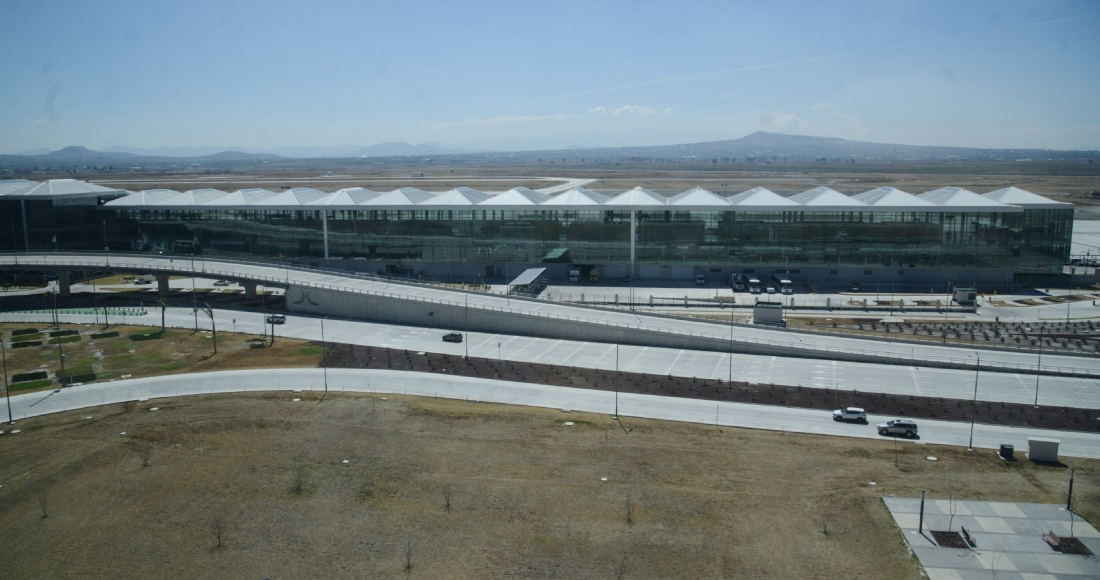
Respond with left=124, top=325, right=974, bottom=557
left=1, top=0, right=1098, bottom=153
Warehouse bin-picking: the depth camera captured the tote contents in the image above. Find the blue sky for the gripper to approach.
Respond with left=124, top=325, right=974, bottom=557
left=1, top=0, right=1098, bottom=153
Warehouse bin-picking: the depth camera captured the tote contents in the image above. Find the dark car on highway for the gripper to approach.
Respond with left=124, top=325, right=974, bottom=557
left=266, top=314, right=286, bottom=324
left=442, top=332, right=463, bottom=343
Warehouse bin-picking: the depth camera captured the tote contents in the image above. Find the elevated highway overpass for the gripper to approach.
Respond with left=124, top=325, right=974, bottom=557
left=1, top=252, right=1097, bottom=379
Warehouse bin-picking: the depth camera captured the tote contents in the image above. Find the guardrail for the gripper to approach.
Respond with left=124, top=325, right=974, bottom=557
left=2, top=251, right=1095, bottom=378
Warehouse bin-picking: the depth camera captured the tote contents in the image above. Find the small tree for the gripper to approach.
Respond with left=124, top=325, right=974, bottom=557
left=202, top=303, right=217, bottom=355
left=404, top=540, right=413, bottom=576
left=38, top=491, right=48, bottom=519
left=139, top=445, right=153, bottom=468
left=442, top=483, right=452, bottom=512
left=156, top=297, right=168, bottom=334
left=291, top=464, right=306, bottom=495
left=625, top=497, right=635, bottom=527
left=210, top=517, right=224, bottom=549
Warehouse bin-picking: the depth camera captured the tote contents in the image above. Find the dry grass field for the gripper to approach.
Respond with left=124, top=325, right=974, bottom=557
left=0, top=392, right=1095, bottom=579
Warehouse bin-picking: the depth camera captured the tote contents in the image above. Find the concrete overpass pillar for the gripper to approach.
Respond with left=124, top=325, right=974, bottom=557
left=55, top=269, right=71, bottom=297
left=243, top=281, right=258, bottom=299
left=156, top=274, right=171, bottom=296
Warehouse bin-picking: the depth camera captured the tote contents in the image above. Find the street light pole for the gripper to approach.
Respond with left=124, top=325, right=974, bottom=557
left=968, top=352, right=980, bottom=450
left=190, top=253, right=198, bottom=331
left=321, top=317, right=328, bottom=397
left=1034, top=324, right=1043, bottom=407
left=464, top=295, right=470, bottom=359
left=614, top=331, right=623, bottom=419
left=729, top=306, right=734, bottom=386
left=2, top=337, right=13, bottom=424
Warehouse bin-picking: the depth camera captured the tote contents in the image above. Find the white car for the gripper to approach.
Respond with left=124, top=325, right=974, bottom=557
left=832, top=407, right=867, bottom=422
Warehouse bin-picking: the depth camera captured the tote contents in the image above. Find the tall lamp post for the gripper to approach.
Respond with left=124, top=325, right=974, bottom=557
left=464, top=295, right=470, bottom=359
left=1034, top=324, right=1043, bottom=407
left=728, top=306, right=734, bottom=386
left=968, top=352, right=980, bottom=450
left=102, top=219, right=109, bottom=268
left=614, top=331, right=623, bottom=419
left=190, top=253, right=198, bottom=331
left=320, top=317, right=328, bottom=397
left=3, top=337, right=13, bottom=424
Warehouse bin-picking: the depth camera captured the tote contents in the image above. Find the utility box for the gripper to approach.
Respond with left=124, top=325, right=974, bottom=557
left=953, top=286, right=978, bottom=305
left=753, top=301, right=785, bottom=326
left=1027, top=438, right=1060, bottom=462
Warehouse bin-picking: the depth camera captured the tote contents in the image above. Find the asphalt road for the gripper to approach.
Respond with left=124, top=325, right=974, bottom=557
left=4, top=368, right=1098, bottom=459
left=4, top=307, right=1098, bottom=410
left=2, top=253, right=1097, bottom=377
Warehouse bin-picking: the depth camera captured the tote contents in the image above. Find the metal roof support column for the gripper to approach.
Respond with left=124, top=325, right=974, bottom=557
left=20, top=200, right=29, bottom=251
left=630, top=210, right=636, bottom=308
left=322, top=209, right=330, bottom=260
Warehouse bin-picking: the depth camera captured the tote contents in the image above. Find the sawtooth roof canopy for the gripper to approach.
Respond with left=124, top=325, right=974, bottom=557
left=0, top=179, right=126, bottom=201
left=99, top=184, right=1067, bottom=213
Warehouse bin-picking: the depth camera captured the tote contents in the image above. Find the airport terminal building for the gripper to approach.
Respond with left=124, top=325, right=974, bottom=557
left=0, top=179, right=1074, bottom=290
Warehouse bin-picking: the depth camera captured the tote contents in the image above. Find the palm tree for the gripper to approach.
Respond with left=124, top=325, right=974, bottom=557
left=156, top=297, right=168, bottom=334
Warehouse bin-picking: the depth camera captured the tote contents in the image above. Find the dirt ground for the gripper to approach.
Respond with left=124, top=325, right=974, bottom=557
left=0, top=393, right=1094, bottom=579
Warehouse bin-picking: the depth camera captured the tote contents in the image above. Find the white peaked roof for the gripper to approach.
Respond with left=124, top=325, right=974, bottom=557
left=153, top=188, right=231, bottom=206
left=605, top=186, right=667, bottom=206
left=920, top=186, right=1011, bottom=208
left=260, top=187, right=330, bottom=206
left=543, top=187, right=609, bottom=205
left=201, top=188, right=279, bottom=207
left=0, top=179, right=37, bottom=195
left=363, top=187, right=435, bottom=206
left=853, top=187, right=936, bottom=207
left=106, top=189, right=183, bottom=207
left=789, top=187, right=866, bottom=207
left=982, top=186, right=1069, bottom=209
left=728, top=186, right=800, bottom=207
left=668, top=187, right=729, bottom=206
left=479, top=187, right=551, bottom=206
left=419, top=187, right=491, bottom=206
left=1, top=179, right=125, bottom=200
left=307, top=187, right=380, bottom=207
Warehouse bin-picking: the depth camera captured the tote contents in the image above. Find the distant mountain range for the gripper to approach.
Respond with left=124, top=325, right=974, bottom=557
left=1, top=133, right=1095, bottom=168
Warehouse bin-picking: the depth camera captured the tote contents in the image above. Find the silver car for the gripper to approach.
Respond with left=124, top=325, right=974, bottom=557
left=877, top=419, right=918, bottom=438
left=832, top=407, right=867, bottom=423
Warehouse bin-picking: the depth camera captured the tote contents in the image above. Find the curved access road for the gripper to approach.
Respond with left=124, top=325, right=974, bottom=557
left=3, top=368, right=1098, bottom=459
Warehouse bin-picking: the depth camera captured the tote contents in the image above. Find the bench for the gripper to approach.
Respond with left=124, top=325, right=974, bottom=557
left=961, top=526, right=975, bottom=547
left=1043, top=530, right=1061, bottom=551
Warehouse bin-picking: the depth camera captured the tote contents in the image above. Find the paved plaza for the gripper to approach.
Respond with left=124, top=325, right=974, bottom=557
left=885, top=497, right=1099, bottom=579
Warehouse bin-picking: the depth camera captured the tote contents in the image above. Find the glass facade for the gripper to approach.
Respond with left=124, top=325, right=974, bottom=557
left=67, top=205, right=1072, bottom=274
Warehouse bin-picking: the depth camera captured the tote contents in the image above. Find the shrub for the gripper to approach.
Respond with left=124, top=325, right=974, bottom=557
left=47, top=336, right=81, bottom=345
left=11, top=341, right=42, bottom=349
left=11, top=328, right=40, bottom=337
left=11, top=370, right=48, bottom=383
left=130, top=332, right=163, bottom=342
left=90, top=331, right=120, bottom=340
left=10, top=379, right=53, bottom=391
left=48, top=329, right=79, bottom=338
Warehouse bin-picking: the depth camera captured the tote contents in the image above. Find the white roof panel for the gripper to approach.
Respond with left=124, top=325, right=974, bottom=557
left=1, top=179, right=125, bottom=200
left=982, top=187, right=1070, bottom=209
left=604, top=186, right=668, bottom=206
left=920, top=186, right=1012, bottom=208
left=668, top=187, right=729, bottom=207
left=362, top=187, right=435, bottom=206
left=852, top=187, right=936, bottom=207
left=419, top=187, right=491, bottom=206
left=478, top=187, right=551, bottom=206
left=728, top=186, right=799, bottom=207
left=789, top=186, right=866, bottom=207
left=0, top=179, right=37, bottom=196
left=543, top=187, right=608, bottom=206
left=105, top=189, right=183, bottom=207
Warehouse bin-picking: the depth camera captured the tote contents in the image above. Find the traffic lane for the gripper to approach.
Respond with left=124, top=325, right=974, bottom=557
left=6, top=368, right=1099, bottom=459
left=4, top=309, right=1098, bottom=410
